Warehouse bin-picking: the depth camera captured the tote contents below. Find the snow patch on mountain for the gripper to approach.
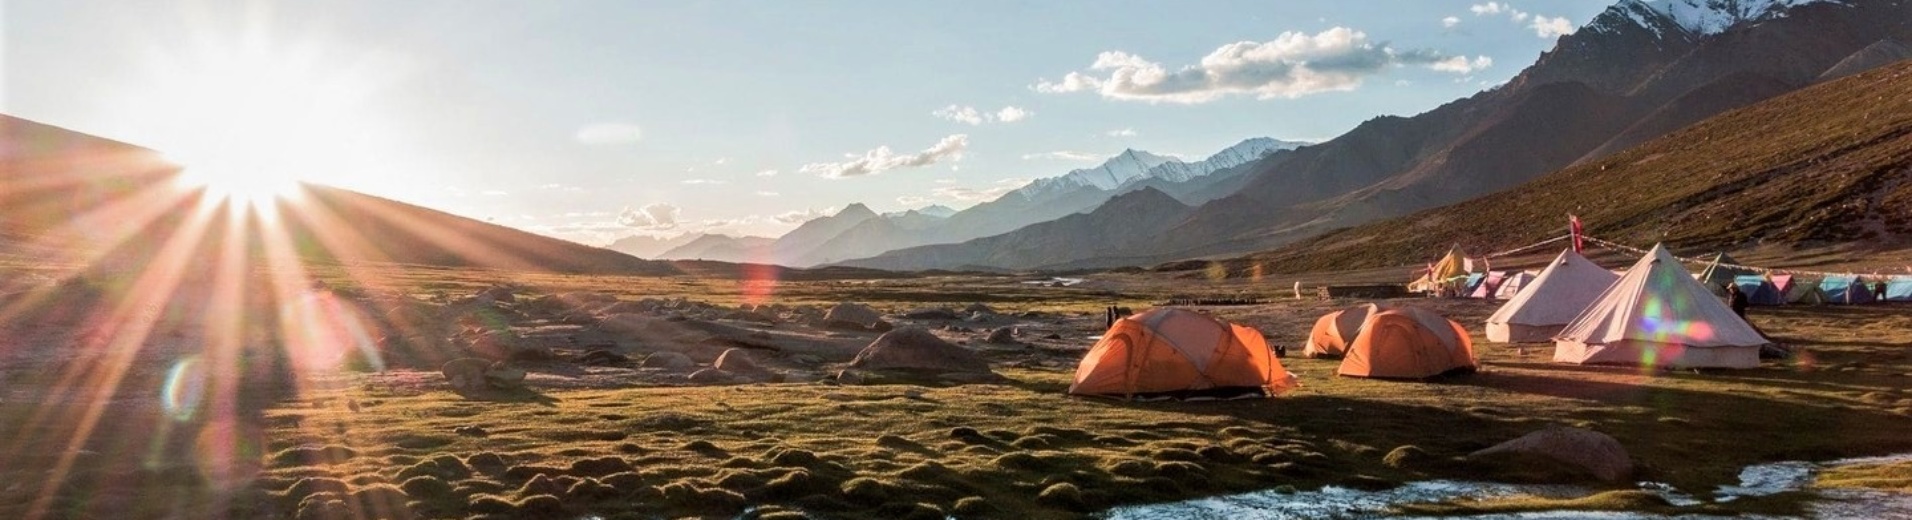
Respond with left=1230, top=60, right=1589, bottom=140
left=1651, top=0, right=1831, bottom=35
left=1008, top=138, right=1307, bottom=203
left=1597, top=0, right=1838, bottom=37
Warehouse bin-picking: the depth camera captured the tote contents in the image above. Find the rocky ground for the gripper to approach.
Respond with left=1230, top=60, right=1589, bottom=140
left=2, top=272, right=1910, bottom=520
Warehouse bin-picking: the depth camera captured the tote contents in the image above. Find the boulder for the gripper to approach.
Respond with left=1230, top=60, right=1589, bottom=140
left=824, top=302, right=885, bottom=330
left=641, top=351, right=695, bottom=370
left=1469, top=426, right=1633, bottom=482
left=963, top=303, right=995, bottom=315
left=443, top=358, right=526, bottom=392
left=475, top=286, right=517, bottom=304
left=485, top=364, right=527, bottom=388
left=713, top=348, right=766, bottom=374
left=985, top=327, right=1017, bottom=344
left=687, top=368, right=732, bottom=384
left=442, top=358, right=493, bottom=393
left=848, top=327, right=993, bottom=374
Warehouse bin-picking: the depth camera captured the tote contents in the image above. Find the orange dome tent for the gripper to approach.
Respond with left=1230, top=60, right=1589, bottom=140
left=1304, top=303, right=1382, bottom=358
left=1338, top=306, right=1478, bottom=379
left=1070, top=308, right=1298, bottom=399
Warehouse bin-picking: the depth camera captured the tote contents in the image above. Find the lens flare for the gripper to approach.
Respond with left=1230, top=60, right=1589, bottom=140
left=161, top=357, right=209, bottom=422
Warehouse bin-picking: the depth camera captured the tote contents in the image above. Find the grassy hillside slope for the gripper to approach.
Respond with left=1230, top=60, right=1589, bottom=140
left=1223, top=59, right=1912, bottom=274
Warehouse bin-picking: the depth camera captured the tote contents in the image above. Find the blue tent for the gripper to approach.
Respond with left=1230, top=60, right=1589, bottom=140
left=1733, top=275, right=1784, bottom=306
left=1821, top=275, right=1875, bottom=304
left=1463, top=272, right=1486, bottom=293
left=1887, top=276, right=1912, bottom=302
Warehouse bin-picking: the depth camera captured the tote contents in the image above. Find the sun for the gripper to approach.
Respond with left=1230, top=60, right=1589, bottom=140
left=119, top=40, right=388, bottom=208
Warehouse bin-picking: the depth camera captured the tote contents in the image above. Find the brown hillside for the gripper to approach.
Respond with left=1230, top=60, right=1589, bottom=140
left=1226, top=58, right=1912, bottom=274
left=0, top=114, right=685, bottom=276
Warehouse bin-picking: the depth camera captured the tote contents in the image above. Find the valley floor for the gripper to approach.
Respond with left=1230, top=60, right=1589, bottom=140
left=2, top=268, right=1910, bottom=519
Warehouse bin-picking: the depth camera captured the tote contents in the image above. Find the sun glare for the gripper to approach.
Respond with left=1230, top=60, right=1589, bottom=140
left=123, top=40, right=388, bottom=208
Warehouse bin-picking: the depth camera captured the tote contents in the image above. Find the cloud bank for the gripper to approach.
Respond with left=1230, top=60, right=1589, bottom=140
left=617, top=203, right=680, bottom=230
left=1033, top=27, right=1489, bottom=103
left=800, top=134, right=969, bottom=178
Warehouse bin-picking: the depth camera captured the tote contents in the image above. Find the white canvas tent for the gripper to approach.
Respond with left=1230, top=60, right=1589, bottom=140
left=1493, top=270, right=1539, bottom=300
left=1553, top=244, right=1770, bottom=368
left=1485, top=249, right=1618, bottom=343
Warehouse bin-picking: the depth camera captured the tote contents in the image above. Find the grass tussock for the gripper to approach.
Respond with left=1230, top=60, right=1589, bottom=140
left=1818, top=459, right=1912, bottom=492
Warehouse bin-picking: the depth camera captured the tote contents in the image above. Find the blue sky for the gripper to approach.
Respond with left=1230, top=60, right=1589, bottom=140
left=2, top=0, right=1613, bottom=244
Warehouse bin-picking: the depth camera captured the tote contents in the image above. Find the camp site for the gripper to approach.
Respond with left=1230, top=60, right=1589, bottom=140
left=7, top=0, right=1912, bottom=519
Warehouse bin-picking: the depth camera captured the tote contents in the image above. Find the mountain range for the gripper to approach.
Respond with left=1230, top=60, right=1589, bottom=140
left=607, top=137, right=1306, bottom=265
left=828, top=0, right=1912, bottom=272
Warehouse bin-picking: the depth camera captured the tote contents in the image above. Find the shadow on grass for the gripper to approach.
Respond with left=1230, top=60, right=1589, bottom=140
left=1072, top=365, right=1912, bottom=494
left=452, top=385, right=561, bottom=406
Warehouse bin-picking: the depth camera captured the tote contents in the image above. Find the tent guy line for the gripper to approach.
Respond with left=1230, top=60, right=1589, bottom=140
left=1412, top=233, right=1903, bottom=280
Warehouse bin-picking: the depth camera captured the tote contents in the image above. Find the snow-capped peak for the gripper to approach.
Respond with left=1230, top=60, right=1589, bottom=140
left=1644, top=0, right=1830, bottom=36
left=1006, top=139, right=1308, bottom=203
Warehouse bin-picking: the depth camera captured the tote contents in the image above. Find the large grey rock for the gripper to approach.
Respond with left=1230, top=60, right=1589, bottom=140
left=1469, top=426, right=1633, bottom=482
left=443, top=358, right=525, bottom=392
left=687, top=368, right=732, bottom=384
left=903, top=308, right=960, bottom=320
left=985, top=327, right=1017, bottom=344
left=641, top=351, right=695, bottom=370
left=442, top=358, right=492, bottom=393
left=713, top=348, right=765, bottom=374
left=825, top=302, right=885, bottom=330
left=848, top=327, right=993, bottom=374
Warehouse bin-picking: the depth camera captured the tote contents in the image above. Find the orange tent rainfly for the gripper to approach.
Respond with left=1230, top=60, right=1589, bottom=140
left=1070, top=308, right=1298, bottom=399
left=1304, top=303, right=1382, bottom=358
left=1338, top=306, right=1478, bottom=379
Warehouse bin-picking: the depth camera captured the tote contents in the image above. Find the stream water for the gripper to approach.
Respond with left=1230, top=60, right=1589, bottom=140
left=1103, top=453, right=1912, bottom=519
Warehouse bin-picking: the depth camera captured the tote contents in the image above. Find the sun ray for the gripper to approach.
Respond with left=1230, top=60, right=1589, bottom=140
left=18, top=199, right=222, bottom=520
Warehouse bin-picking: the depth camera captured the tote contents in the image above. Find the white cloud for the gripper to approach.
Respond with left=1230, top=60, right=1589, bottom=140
left=996, top=106, right=1031, bottom=123
left=617, top=203, right=680, bottom=230
left=1430, top=55, right=1493, bottom=73
left=1022, top=151, right=1103, bottom=162
left=896, top=195, right=931, bottom=206
left=713, top=157, right=730, bottom=165
left=1033, top=27, right=1476, bottom=104
left=480, top=190, right=509, bottom=196
left=1530, top=16, right=1576, bottom=38
left=755, top=190, right=780, bottom=197
left=576, top=122, right=644, bottom=145
left=1442, top=16, right=1461, bottom=28
left=931, top=177, right=1035, bottom=202
left=933, top=105, right=987, bottom=125
left=1470, top=2, right=1508, bottom=15
left=800, top=134, right=969, bottom=178
left=935, top=105, right=1033, bottom=125
left=934, top=178, right=958, bottom=184
left=681, top=179, right=729, bottom=185
left=756, top=169, right=779, bottom=177
left=1473, top=3, right=1573, bottom=38
left=773, top=207, right=833, bottom=224
left=1106, top=128, right=1138, bottom=137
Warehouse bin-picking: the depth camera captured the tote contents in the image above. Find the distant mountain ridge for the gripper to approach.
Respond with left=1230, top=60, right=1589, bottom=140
left=606, top=232, right=702, bottom=258
left=750, top=137, right=1305, bottom=268
left=839, top=0, right=1912, bottom=272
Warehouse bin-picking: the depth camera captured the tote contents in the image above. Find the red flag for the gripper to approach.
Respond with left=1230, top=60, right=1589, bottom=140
left=1569, top=214, right=1584, bottom=253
